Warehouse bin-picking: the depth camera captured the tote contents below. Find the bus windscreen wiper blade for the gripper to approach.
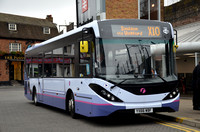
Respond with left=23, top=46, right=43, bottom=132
left=143, top=73, right=167, bottom=83
left=110, top=79, right=129, bottom=89
left=155, top=74, right=167, bottom=83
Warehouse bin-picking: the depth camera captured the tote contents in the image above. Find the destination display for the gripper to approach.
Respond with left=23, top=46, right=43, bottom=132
left=111, top=25, right=162, bottom=38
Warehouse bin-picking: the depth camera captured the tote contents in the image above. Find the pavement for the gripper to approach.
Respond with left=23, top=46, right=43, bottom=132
left=155, top=94, right=200, bottom=129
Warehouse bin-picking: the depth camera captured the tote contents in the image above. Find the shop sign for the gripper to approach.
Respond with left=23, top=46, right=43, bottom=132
left=82, top=0, right=88, bottom=13
left=0, top=55, right=24, bottom=60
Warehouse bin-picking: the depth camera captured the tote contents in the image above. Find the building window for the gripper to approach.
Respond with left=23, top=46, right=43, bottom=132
left=9, top=43, right=21, bottom=52
left=139, top=0, right=160, bottom=20
left=43, top=27, right=50, bottom=34
left=8, top=23, right=17, bottom=31
left=140, top=0, right=148, bottom=19
left=150, top=0, right=158, bottom=20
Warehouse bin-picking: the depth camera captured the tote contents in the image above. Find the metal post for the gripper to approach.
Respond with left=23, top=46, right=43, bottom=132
left=158, top=0, right=160, bottom=21
left=76, top=0, right=79, bottom=27
left=138, top=0, right=140, bottom=19
left=148, top=0, right=150, bottom=20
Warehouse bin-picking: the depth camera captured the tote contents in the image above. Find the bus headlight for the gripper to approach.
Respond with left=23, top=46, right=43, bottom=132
left=111, top=96, right=115, bottom=101
left=107, top=93, right=111, bottom=98
left=163, top=88, right=179, bottom=100
left=89, top=83, right=123, bottom=102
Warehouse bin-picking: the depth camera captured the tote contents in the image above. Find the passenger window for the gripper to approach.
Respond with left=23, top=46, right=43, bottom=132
left=38, top=55, right=43, bottom=77
left=64, top=44, right=75, bottom=77
left=52, top=48, right=63, bottom=77
left=44, top=52, right=52, bottom=77
left=25, top=57, right=31, bottom=77
left=32, top=57, right=39, bottom=78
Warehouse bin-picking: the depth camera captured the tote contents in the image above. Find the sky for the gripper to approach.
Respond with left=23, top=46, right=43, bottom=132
left=0, top=0, right=76, bottom=28
left=164, top=0, right=180, bottom=6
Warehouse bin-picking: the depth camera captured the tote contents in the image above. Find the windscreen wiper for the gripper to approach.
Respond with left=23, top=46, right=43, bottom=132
left=150, top=67, right=167, bottom=83
left=155, top=74, right=168, bottom=83
left=143, top=73, right=167, bottom=83
left=110, top=79, right=129, bottom=89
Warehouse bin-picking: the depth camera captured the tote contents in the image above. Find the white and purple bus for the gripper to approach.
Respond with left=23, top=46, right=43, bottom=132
left=24, top=19, right=179, bottom=118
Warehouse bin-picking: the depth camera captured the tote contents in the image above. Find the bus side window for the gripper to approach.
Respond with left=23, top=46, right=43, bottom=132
left=25, top=57, right=31, bottom=77
left=52, top=48, right=63, bottom=77
left=38, top=55, right=43, bottom=77
left=44, top=52, right=52, bottom=77
left=64, top=44, right=75, bottom=77
left=32, top=57, right=39, bottom=78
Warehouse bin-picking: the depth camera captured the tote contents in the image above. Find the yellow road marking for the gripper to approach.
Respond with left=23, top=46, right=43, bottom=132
left=175, top=117, right=192, bottom=123
left=156, top=121, right=200, bottom=132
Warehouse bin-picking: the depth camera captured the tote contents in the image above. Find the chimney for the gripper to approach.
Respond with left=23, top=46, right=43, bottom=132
left=67, top=22, right=74, bottom=32
left=46, top=15, right=53, bottom=22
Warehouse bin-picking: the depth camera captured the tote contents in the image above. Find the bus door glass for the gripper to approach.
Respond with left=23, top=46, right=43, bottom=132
left=79, top=38, right=94, bottom=77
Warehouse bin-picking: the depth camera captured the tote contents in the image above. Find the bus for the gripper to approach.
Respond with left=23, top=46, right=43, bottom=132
left=24, top=19, right=179, bottom=118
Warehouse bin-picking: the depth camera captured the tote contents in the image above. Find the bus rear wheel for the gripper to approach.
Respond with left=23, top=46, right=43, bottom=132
left=33, top=90, right=38, bottom=106
left=68, top=93, right=77, bottom=118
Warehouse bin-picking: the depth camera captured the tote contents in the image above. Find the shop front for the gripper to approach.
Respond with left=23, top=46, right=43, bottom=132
left=0, top=53, right=24, bottom=85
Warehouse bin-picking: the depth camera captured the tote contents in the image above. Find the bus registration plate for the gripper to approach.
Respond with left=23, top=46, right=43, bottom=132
left=135, top=108, right=153, bottom=114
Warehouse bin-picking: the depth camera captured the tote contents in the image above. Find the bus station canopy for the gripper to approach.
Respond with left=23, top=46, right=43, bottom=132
left=176, top=21, right=200, bottom=54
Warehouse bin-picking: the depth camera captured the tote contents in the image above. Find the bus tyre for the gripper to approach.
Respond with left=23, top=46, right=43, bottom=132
left=33, top=91, right=38, bottom=106
left=68, top=93, right=77, bottom=119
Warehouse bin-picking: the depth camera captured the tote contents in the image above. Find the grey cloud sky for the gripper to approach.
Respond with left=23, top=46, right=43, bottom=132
left=0, top=0, right=76, bottom=26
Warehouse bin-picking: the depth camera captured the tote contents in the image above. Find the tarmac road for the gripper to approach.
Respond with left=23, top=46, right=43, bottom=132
left=0, top=85, right=199, bottom=132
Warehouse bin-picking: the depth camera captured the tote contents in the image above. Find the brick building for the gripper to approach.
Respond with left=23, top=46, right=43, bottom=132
left=106, top=0, right=164, bottom=20
left=76, top=0, right=164, bottom=27
left=0, top=13, right=59, bottom=85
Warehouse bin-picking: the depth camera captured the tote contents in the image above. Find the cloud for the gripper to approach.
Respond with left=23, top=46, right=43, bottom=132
left=0, top=0, right=76, bottom=25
